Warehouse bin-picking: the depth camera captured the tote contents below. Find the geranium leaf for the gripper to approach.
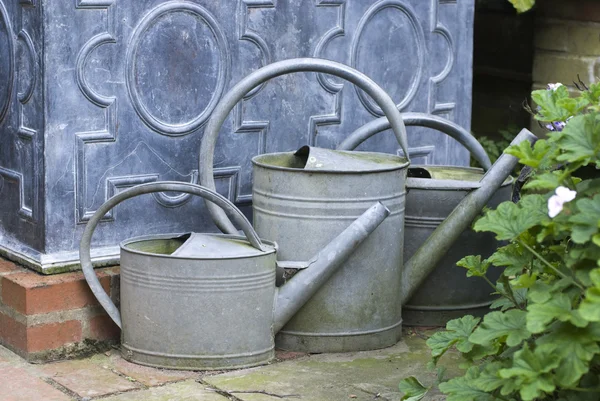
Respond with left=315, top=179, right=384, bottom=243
left=569, top=195, right=600, bottom=244
left=469, top=310, right=531, bottom=347
left=457, top=255, right=490, bottom=278
left=474, top=196, right=548, bottom=240
left=489, top=243, right=533, bottom=276
left=523, top=171, right=563, bottom=191
left=399, top=377, right=428, bottom=401
left=580, top=268, right=600, bottom=322
left=532, top=85, right=571, bottom=122
left=538, top=322, right=600, bottom=387
left=427, top=316, right=480, bottom=363
left=439, top=367, right=503, bottom=401
left=506, top=139, right=552, bottom=168
left=499, top=344, right=559, bottom=401
left=527, top=294, right=588, bottom=333
left=507, top=0, right=536, bottom=13
left=555, top=113, right=600, bottom=165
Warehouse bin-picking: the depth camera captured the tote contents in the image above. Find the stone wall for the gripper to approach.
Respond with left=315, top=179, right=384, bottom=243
left=534, top=0, right=600, bottom=88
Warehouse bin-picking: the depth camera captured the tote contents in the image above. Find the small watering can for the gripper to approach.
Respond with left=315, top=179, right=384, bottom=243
left=198, top=58, right=537, bottom=353
left=80, top=182, right=389, bottom=370
left=338, top=114, right=511, bottom=326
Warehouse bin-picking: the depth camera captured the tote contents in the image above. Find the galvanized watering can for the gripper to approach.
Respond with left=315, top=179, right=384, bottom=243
left=80, top=182, right=389, bottom=369
left=198, top=58, right=537, bottom=353
left=338, top=114, right=512, bottom=326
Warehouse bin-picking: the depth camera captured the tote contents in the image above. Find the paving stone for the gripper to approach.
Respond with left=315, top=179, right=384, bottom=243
left=206, top=336, right=460, bottom=401
left=0, top=366, right=73, bottom=401
left=39, top=358, right=141, bottom=398
left=107, top=353, right=197, bottom=386
left=0, top=345, right=23, bottom=364
left=102, top=380, right=229, bottom=400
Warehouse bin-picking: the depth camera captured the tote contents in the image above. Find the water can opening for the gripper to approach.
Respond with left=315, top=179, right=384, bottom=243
left=252, top=146, right=408, bottom=174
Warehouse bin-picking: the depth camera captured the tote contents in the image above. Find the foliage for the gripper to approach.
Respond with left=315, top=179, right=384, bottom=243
left=400, top=82, right=600, bottom=400
left=471, top=126, right=516, bottom=169
left=507, top=0, right=535, bottom=13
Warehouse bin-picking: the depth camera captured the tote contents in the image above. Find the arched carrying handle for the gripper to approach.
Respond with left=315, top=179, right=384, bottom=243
left=337, top=112, right=492, bottom=171
left=79, top=181, right=265, bottom=329
left=199, top=57, right=410, bottom=235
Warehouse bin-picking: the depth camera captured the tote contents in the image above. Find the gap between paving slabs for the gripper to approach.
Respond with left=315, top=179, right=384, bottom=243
left=1, top=327, right=455, bottom=400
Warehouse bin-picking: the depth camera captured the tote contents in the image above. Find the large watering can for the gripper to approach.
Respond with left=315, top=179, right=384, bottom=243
left=338, top=114, right=512, bottom=326
left=80, top=182, right=389, bottom=370
left=198, top=58, right=537, bottom=353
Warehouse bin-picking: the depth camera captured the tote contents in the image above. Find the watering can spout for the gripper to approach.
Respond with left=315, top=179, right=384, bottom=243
left=400, top=128, right=538, bottom=305
left=273, top=201, right=390, bottom=333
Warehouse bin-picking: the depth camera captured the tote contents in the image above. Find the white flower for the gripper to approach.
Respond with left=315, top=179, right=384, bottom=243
left=548, top=186, right=577, bottom=218
left=547, top=83, right=564, bottom=91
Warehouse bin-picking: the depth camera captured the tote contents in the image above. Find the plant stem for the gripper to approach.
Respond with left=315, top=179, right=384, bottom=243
left=481, top=275, right=499, bottom=293
left=480, top=275, right=522, bottom=309
left=517, top=240, right=585, bottom=291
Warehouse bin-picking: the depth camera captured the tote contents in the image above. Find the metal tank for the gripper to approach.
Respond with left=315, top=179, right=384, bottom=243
left=199, top=58, right=411, bottom=352
left=79, top=180, right=390, bottom=369
left=339, top=114, right=510, bottom=326
left=253, top=147, right=407, bottom=352
left=402, top=166, right=511, bottom=325
left=80, top=182, right=278, bottom=370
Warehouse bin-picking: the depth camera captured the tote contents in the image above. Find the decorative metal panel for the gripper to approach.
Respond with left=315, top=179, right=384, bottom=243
left=0, top=0, right=475, bottom=273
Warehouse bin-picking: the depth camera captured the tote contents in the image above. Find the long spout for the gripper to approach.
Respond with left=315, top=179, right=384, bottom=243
left=273, top=202, right=390, bottom=333
left=400, top=129, right=537, bottom=305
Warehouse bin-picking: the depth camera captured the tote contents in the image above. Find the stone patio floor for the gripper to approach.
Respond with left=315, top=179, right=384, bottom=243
left=0, top=328, right=460, bottom=400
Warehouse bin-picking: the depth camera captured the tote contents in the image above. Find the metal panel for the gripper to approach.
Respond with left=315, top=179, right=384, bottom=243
left=0, top=0, right=475, bottom=273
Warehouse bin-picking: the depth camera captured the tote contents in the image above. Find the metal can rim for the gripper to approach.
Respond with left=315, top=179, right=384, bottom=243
left=252, top=151, right=409, bottom=174
left=120, top=233, right=278, bottom=260
left=407, top=165, right=514, bottom=190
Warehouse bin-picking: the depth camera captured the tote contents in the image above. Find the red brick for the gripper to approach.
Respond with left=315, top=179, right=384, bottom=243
left=0, top=313, right=26, bottom=351
left=1, top=270, right=111, bottom=314
left=88, top=314, right=120, bottom=341
left=27, top=320, right=82, bottom=353
left=0, top=366, right=72, bottom=401
left=0, top=260, right=25, bottom=276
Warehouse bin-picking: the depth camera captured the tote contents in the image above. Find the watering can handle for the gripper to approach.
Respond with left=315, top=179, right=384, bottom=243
left=199, top=57, right=409, bottom=235
left=337, top=113, right=493, bottom=171
left=79, top=181, right=265, bottom=329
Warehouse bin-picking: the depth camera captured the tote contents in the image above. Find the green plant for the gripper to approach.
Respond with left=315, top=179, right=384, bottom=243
left=508, top=0, right=535, bottom=13
left=399, top=82, right=600, bottom=401
left=471, top=125, right=518, bottom=169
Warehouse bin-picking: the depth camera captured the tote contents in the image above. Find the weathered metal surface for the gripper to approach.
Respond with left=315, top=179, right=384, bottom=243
left=0, top=0, right=474, bottom=273
left=400, top=129, right=537, bottom=305
left=79, top=181, right=389, bottom=369
left=402, top=166, right=512, bottom=326
left=339, top=114, right=502, bottom=326
left=252, top=149, right=408, bottom=352
left=119, top=233, right=277, bottom=370
left=198, top=57, right=411, bottom=234
left=198, top=58, right=410, bottom=353
left=339, top=112, right=492, bottom=170
left=79, top=181, right=277, bottom=369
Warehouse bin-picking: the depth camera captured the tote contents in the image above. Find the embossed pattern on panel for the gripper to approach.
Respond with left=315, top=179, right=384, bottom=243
left=0, top=1, right=14, bottom=124
left=0, top=0, right=474, bottom=271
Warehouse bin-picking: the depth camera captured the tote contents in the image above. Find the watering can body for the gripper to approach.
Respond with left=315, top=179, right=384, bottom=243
left=253, top=149, right=408, bottom=352
left=80, top=181, right=389, bottom=370
left=197, top=58, right=537, bottom=353
left=402, top=166, right=511, bottom=325
left=119, top=233, right=277, bottom=370
left=339, top=115, right=513, bottom=326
